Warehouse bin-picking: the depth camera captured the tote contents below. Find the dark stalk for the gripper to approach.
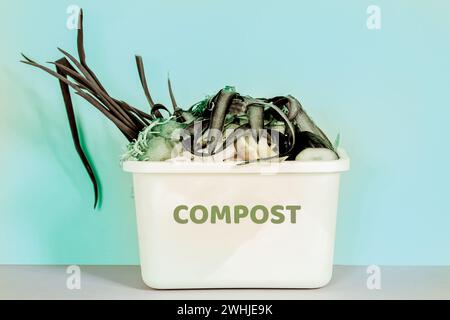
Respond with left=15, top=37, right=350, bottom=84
left=135, top=55, right=163, bottom=118
left=168, top=77, right=181, bottom=113
left=58, top=48, right=137, bottom=130
left=55, top=58, right=100, bottom=208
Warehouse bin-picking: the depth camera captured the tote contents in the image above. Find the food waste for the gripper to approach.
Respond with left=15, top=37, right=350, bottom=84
left=22, top=10, right=340, bottom=208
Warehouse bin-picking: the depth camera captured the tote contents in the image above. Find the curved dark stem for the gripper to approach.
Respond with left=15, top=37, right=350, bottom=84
left=55, top=58, right=100, bottom=209
left=22, top=9, right=160, bottom=208
left=168, top=77, right=180, bottom=112
left=21, top=59, right=136, bottom=139
left=247, top=104, right=264, bottom=141
left=51, top=60, right=138, bottom=131
left=48, top=61, right=89, bottom=87
left=207, top=90, right=222, bottom=111
left=268, top=96, right=299, bottom=121
left=135, top=55, right=161, bottom=118
left=168, top=77, right=187, bottom=123
left=262, top=102, right=296, bottom=158
left=286, top=95, right=334, bottom=150
left=74, top=14, right=152, bottom=131
left=76, top=93, right=136, bottom=140
left=58, top=47, right=138, bottom=131
left=207, top=90, right=237, bottom=152
left=114, top=99, right=152, bottom=121
left=117, top=100, right=150, bottom=126
left=151, top=104, right=171, bottom=118
left=114, top=100, right=147, bottom=129
left=77, top=9, right=110, bottom=95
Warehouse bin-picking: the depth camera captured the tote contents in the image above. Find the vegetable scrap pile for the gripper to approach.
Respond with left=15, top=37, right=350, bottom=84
left=121, top=88, right=338, bottom=164
left=22, top=10, right=339, bottom=208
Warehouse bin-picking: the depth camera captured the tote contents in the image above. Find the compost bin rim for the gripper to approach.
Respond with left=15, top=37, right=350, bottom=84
left=123, top=149, right=349, bottom=174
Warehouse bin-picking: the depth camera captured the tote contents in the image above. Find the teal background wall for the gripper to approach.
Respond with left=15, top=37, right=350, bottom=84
left=1, top=0, right=449, bottom=265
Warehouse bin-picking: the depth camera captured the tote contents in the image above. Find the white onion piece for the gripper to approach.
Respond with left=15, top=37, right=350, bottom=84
left=257, top=136, right=277, bottom=159
left=236, top=136, right=259, bottom=161
left=295, top=148, right=338, bottom=161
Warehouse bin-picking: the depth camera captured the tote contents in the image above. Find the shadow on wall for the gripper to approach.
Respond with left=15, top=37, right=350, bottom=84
left=0, top=64, right=139, bottom=264
left=3, top=66, right=95, bottom=202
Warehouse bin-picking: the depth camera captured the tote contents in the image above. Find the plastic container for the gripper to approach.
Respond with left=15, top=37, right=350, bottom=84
left=123, top=149, right=350, bottom=289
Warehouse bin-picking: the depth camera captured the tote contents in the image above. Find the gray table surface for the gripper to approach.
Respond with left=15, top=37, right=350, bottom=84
left=0, top=266, right=449, bottom=300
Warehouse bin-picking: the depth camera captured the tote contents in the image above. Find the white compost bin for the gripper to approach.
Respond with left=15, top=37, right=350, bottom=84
left=123, top=150, right=350, bottom=289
